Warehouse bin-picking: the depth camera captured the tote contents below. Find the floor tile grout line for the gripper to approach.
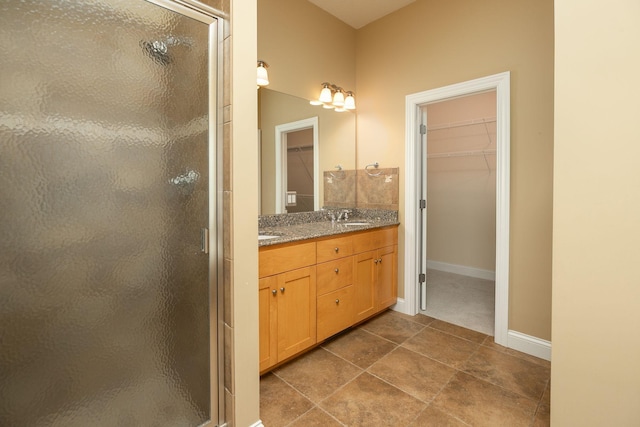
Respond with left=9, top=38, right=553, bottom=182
left=262, top=313, right=550, bottom=426
left=459, top=344, right=551, bottom=402
left=357, top=322, right=428, bottom=346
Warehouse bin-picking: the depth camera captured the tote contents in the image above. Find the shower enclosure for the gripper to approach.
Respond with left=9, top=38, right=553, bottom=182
left=0, top=0, right=222, bottom=425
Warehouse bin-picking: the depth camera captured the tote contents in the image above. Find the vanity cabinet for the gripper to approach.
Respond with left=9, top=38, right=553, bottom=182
left=352, top=229, right=398, bottom=323
left=259, top=242, right=317, bottom=372
left=259, top=225, right=398, bottom=373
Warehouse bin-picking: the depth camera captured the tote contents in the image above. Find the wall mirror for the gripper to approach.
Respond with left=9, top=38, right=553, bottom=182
left=258, top=88, right=356, bottom=214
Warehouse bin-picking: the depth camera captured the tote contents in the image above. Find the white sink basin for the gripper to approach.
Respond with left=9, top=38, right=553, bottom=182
left=342, top=222, right=370, bottom=226
left=258, top=235, right=280, bottom=240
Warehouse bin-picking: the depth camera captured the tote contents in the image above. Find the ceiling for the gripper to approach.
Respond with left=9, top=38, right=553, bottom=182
left=307, top=0, right=416, bottom=29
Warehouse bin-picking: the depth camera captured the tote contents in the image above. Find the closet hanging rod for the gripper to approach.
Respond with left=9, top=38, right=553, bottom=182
left=427, top=148, right=496, bottom=159
left=286, top=145, right=314, bottom=152
left=427, top=117, right=496, bottom=132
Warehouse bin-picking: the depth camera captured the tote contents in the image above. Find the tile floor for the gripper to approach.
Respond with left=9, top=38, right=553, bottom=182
left=260, top=310, right=550, bottom=427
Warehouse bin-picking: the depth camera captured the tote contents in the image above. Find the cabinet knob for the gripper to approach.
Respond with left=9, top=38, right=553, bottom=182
left=334, top=247, right=339, bottom=253
left=334, top=268, right=339, bottom=273
left=374, top=259, right=378, bottom=264
left=378, top=258, right=382, bottom=263
left=335, top=299, right=340, bottom=304
left=271, top=289, right=277, bottom=295
left=280, top=287, right=285, bottom=293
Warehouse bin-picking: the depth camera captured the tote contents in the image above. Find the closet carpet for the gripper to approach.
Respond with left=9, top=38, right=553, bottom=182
left=421, top=268, right=495, bottom=335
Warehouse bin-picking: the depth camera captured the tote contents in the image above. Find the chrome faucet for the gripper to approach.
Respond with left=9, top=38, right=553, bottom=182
left=336, top=209, right=351, bottom=222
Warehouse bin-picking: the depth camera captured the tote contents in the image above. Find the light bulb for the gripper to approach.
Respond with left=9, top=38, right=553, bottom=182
left=319, top=83, right=332, bottom=103
left=332, top=89, right=345, bottom=107
left=257, top=61, right=269, bottom=87
left=344, top=92, right=356, bottom=110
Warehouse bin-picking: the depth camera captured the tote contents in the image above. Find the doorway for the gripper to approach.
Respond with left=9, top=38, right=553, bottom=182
left=421, top=92, right=497, bottom=335
left=403, top=72, right=511, bottom=346
left=275, top=117, right=319, bottom=213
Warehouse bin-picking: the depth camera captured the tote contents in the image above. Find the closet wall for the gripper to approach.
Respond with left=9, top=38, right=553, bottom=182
left=286, top=128, right=314, bottom=212
left=426, top=91, right=497, bottom=273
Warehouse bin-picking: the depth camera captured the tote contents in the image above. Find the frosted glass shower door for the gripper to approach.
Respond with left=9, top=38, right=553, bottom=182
left=0, top=1, right=218, bottom=426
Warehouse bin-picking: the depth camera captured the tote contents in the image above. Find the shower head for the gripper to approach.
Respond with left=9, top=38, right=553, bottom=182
left=142, top=40, right=171, bottom=65
left=142, top=35, right=193, bottom=66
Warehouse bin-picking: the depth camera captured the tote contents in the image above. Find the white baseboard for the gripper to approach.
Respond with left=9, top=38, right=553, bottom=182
left=427, top=260, right=496, bottom=281
left=391, top=297, right=412, bottom=315
left=393, top=294, right=550, bottom=362
left=507, top=330, right=551, bottom=361
left=249, top=421, right=264, bottom=427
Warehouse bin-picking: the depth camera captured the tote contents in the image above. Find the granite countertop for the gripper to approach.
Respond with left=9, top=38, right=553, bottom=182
left=258, top=209, right=399, bottom=247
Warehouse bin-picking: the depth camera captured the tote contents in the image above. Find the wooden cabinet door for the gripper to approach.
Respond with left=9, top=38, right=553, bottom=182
left=259, top=276, right=278, bottom=372
left=276, top=266, right=317, bottom=362
left=376, top=245, right=398, bottom=310
left=353, top=251, right=377, bottom=322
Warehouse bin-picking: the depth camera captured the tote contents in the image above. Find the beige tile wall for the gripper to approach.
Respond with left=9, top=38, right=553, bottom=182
left=356, top=167, right=400, bottom=210
left=196, top=0, right=235, bottom=424
left=323, top=167, right=400, bottom=211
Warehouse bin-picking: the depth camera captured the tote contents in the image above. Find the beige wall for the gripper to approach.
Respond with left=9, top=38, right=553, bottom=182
left=257, top=0, right=356, bottom=101
left=426, top=92, right=497, bottom=272
left=230, top=0, right=260, bottom=425
left=552, top=0, right=640, bottom=424
left=356, top=0, right=554, bottom=340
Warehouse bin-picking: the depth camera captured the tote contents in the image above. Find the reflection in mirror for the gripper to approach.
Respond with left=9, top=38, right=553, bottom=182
left=258, top=88, right=356, bottom=214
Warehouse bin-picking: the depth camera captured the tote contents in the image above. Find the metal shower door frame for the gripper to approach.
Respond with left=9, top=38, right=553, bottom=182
left=146, top=0, right=225, bottom=425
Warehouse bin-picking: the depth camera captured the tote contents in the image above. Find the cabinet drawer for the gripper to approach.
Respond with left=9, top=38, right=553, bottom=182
left=352, top=227, right=398, bottom=254
left=317, top=257, right=353, bottom=295
left=316, top=235, right=353, bottom=263
left=317, top=285, right=355, bottom=341
left=259, top=241, right=316, bottom=278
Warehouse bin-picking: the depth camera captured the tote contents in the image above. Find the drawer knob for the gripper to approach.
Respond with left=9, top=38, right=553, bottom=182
left=334, top=247, right=339, bottom=253
left=271, top=289, right=277, bottom=295
left=335, top=299, right=340, bottom=304
left=280, top=287, right=285, bottom=293
left=334, top=268, right=339, bottom=273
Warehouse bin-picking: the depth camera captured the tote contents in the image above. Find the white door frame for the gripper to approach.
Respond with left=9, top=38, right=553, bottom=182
left=402, top=72, right=511, bottom=346
left=275, top=117, right=319, bottom=213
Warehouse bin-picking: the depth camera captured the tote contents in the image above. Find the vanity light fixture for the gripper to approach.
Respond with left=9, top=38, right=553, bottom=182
left=319, top=82, right=333, bottom=103
left=344, top=91, right=356, bottom=110
left=310, top=82, right=356, bottom=111
left=257, top=60, right=269, bottom=87
left=332, top=88, right=345, bottom=107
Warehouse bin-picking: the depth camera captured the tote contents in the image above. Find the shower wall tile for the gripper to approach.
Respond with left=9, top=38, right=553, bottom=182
left=224, top=121, right=232, bottom=191
left=356, top=167, right=399, bottom=210
left=223, top=36, right=231, bottom=110
left=199, top=0, right=230, bottom=15
left=225, top=388, right=235, bottom=427
left=224, top=258, right=233, bottom=327
left=224, top=322, right=234, bottom=393
left=224, top=190, right=233, bottom=256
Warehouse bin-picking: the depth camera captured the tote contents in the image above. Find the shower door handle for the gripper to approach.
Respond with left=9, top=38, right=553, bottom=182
left=201, top=228, right=209, bottom=254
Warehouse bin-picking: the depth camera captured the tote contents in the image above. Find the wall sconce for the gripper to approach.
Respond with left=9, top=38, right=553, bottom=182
left=310, top=82, right=356, bottom=111
left=257, top=60, right=269, bottom=87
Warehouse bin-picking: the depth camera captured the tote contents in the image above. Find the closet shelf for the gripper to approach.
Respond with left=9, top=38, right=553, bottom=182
left=427, top=117, right=496, bottom=132
left=427, top=148, right=496, bottom=159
